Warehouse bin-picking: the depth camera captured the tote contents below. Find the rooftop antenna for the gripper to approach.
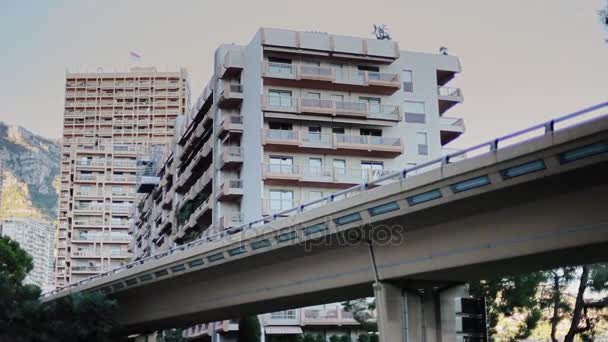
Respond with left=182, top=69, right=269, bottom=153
left=439, top=46, right=449, bottom=55
left=600, top=1, right=608, bottom=42
left=372, top=24, right=391, bottom=40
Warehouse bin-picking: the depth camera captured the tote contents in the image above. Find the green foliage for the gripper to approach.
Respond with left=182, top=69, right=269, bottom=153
left=469, top=272, right=547, bottom=340
left=342, top=298, right=377, bottom=332
left=159, top=328, right=185, bottom=342
left=237, top=316, right=261, bottom=342
left=0, top=235, right=124, bottom=341
left=0, top=236, right=33, bottom=284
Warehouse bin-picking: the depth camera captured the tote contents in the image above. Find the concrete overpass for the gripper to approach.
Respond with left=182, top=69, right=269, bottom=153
left=44, top=103, right=608, bottom=339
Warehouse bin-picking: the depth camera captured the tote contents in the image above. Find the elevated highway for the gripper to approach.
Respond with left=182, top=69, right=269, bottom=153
left=43, top=103, right=608, bottom=336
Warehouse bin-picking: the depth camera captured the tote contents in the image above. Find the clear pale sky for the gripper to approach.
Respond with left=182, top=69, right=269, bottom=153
left=0, top=0, right=606, bottom=148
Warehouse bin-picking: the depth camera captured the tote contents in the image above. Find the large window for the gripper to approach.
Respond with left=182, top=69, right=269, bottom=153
left=268, top=122, right=293, bottom=140
left=309, top=158, right=323, bottom=175
left=271, top=310, right=296, bottom=320
left=268, top=90, right=293, bottom=107
left=269, top=156, right=293, bottom=174
left=359, top=97, right=382, bottom=113
left=417, top=132, right=429, bottom=155
left=333, top=159, right=346, bottom=175
left=361, top=161, right=384, bottom=180
left=268, top=57, right=293, bottom=76
left=269, top=190, right=294, bottom=211
left=403, top=70, right=413, bottom=92
left=308, top=126, right=322, bottom=142
left=404, top=101, right=426, bottom=123
left=360, top=128, right=382, bottom=136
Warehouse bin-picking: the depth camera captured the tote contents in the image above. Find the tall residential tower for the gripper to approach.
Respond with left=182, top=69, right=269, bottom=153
left=56, top=67, right=189, bottom=287
left=1, top=218, right=55, bottom=291
left=131, top=28, right=464, bottom=341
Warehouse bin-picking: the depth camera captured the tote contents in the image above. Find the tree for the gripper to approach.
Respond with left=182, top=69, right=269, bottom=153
left=0, top=236, right=33, bottom=284
left=0, top=235, right=123, bottom=341
left=545, top=264, right=608, bottom=342
left=469, top=272, right=547, bottom=341
left=237, top=316, right=261, bottom=342
left=158, top=328, right=185, bottom=342
left=342, top=298, right=377, bottom=332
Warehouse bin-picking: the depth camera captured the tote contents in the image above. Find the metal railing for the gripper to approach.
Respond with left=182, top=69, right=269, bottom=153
left=439, top=116, right=465, bottom=129
left=438, top=86, right=462, bottom=97
left=264, top=130, right=401, bottom=150
left=42, top=102, right=608, bottom=298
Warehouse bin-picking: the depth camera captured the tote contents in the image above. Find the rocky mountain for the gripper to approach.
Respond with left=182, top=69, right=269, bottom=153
left=0, top=122, right=61, bottom=220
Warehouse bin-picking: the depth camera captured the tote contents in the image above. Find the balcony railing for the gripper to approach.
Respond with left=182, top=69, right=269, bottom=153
left=264, top=130, right=402, bottom=153
left=438, top=86, right=462, bottom=97
left=301, top=308, right=360, bottom=325
left=262, top=164, right=395, bottom=184
left=263, top=62, right=400, bottom=90
left=263, top=96, right=400, bottom=121
left=440, top=116, right=465, bottom=130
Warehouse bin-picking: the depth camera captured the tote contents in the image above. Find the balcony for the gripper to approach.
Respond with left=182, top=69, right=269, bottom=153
left=262, top=164, right=395, bottom=188
left=219, top=213, right=244, bottom=230
left=437, top=86, right=464, bottom=114
left=217, top=179, right=244, bottom=201
left=263, top=62, right=401, bottom=95
left=220, top=146, right=243, bottom=170
left=74, top=189, right=104, bottom=199
left=301, top=307, right=361, bottom=326
left=74, top=173, right=104, bottom=183
left=73, top=203, right=105, bottom=213
left=262, top=96, right=401, bottom=123
left=439, top=116, right=465, bottom=145
left=218, top=83, right=243, bottom=109
left=218, top=50, right=244, bottom=79
left=263, top=130, right=403, bottom=157
left=218, top=115, right=243, bottom=137
left=75, top=159, right=106, bottom=169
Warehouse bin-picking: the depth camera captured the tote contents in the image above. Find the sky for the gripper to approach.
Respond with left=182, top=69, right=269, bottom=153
left=0, top=0, right=606, bottom=149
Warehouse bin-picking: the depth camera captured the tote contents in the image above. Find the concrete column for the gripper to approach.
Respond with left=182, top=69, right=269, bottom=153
left=374, top=282, right=468, bottom=342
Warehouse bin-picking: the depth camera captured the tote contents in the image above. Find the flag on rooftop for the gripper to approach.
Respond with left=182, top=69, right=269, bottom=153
left=129, top=51, right=142, bottom=61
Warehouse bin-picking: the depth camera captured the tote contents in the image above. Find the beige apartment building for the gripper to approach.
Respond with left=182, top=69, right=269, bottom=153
left=130, top=28, right=464, bottom=341
left=55, top=67, right=189, bottom=287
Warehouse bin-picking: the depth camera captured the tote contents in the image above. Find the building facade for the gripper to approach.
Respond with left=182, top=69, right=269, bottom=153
left=1, top=218, right=55, bottom=290
left=56, top=67, right=189, bottom=287
left=130, top=28, right=464, bottom=341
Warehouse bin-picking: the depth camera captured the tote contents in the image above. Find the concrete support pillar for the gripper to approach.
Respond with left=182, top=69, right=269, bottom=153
left=374, top=282, right=468, bottom=342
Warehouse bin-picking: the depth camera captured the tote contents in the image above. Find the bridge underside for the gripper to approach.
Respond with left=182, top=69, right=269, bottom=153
left=116, top=161, right=608, bottom=333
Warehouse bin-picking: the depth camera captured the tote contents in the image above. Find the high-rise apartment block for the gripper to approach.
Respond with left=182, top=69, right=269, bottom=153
left=1, top=217, right=55, bottom=290
left=0, top=159, right=3, bottom=208
left=130, top=28, right=464, bottom=340
left=56, top=67, right=189, bottom=287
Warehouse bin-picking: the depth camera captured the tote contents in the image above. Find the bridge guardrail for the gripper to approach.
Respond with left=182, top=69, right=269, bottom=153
left=42, top=101, right=608, bottom=298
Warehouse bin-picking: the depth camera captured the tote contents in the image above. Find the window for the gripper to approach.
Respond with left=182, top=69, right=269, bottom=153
left=305, top=92, right=321, bottom=99
left=309, top=191, right=323, bottom=201
left=309, top=158, right=323, bottom=175
left=308, top=126, right=322, bottom=142
left=268, top=90, right=292, bottom=107
left=360, top=128, right=382, bottom=137
left=268, top=122, right=293, bottom=140
left=268, top=122, right=292, bottom=130
left=268, top=57, right=291, bottom=64
left=404, top=101, right=426, bottom=123
left=357, top=65, right=380, bottom=72
left=417, top=132, right=428, bottom=155
left=333, top=159, right=346, bottom=175
left=331, top=94, right=344, bottom=102
left=268, top=57, right=293, bottom=76
left=403, top=70, right=413, bottom=92
left=271, top=310, right=296, bottom=320
left=269, top=156, right=293, bottom=173
left=361, top=161, right=384, bottom=180
left=269, top=190, right=294, bottom=211
left=360, top=97, right=381, bottom=113
left=332, top=127, right=345, bottom=134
